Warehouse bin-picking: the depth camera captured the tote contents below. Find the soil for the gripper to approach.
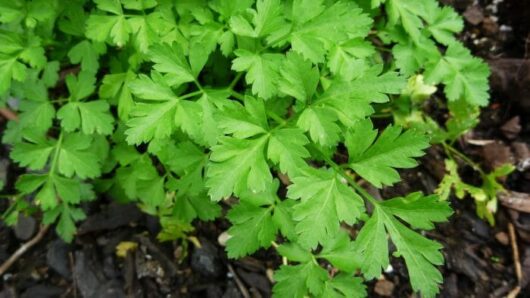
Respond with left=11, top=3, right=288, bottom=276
left=1, top=1, right=530, bottom=297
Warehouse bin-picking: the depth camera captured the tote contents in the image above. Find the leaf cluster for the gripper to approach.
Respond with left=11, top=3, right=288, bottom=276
left=0, top=0, right=491, bottom=297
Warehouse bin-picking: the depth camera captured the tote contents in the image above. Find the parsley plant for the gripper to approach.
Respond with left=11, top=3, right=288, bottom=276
left=0, top=0, right=491, bottom=297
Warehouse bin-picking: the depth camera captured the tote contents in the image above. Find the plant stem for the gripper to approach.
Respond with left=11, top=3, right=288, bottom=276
left=0, top=194, right=17, bottom=199
left=193, top=79, right=204, bottom=93
left=230, top=90, right=246, bottom=101
left=442, top=142, right=485, bottom=176
left=49, top=133, right=64, bottom=175
left=267, top=110, right=287, bottom=125
left=229, top=72, right=243, bottom=90
left=50, top=99, right=69, bottom=104
left=0, top=224, right=50, bottom=276
left=371, top=113, right=392, bottom=119
left=179, top=90, right=203, bottom=100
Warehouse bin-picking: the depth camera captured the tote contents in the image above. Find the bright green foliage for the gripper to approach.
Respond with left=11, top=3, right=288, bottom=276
left=354, top=193, right=452, bottom=295
left=288, top=168, right=364, bottom=249
left=436, top=160, right=514, bottom=225
left=346, top=120, right=430, bottom=187
left=225, top=180, right=296, bottom=258
left=0, top=1, right=492, bottom=297
left=425, top=43, right=490, bottom=106
left=232, top=50, right=282, bottom=99
left=274, top=233, right=366, bottom=297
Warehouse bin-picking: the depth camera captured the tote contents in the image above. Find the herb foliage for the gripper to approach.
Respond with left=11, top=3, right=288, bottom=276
left=0, top=0, right=492, bottom=297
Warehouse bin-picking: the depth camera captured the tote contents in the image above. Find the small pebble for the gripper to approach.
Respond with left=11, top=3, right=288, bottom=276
left=217, top=231, right=231, bottom=247
left=495, top=232, right=509, bottom=246
left=14, top=214, right=37, bottom=241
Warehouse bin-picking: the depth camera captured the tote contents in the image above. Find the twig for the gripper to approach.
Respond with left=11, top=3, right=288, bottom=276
left=0, top=225, right=50, bottom=276
left=507, top=222, right=522, bottom=298
left=507, top=286, right=521, bottom=298
left=69, top=251, right=77, bottom=298
left=227, top=263, right=250, bottom=298
left=508, top=223, right=522, bottom=283
left=0, top=107, right=18, bottom=121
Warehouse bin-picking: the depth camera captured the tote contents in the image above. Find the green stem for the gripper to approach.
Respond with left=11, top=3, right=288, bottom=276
left=51, top=98, right=69, bottom=104
left=267, top=110, right=287, bottom=126
left=229, top=72, right=243, bottom=90
left=230, top=90, right=245, bottom=101
left=179, top=90, right=203, bottom=100
left=49, top=133, right=64, bottom=175
left=371, top=113, right=392, bottom=119
left=0, top=194, right=17, bottom=199
left=192, top=78, right=204, bottom=93
left=1, top=201, right=17, bottom=219
left=442, top=142, right=485, bottom=176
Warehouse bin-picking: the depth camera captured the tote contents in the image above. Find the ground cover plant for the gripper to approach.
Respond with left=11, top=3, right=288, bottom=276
left=0, top=0, right=500, bottom=297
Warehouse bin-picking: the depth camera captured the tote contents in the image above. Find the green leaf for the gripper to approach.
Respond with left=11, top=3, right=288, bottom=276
left=424, top=42, right=490, bottom=106
left=353, top=208, right=389, bottom=279
left=173, top=192, right=221, bottom=223
left=16, top=174, right=48, bottom=196
left=16, top=173, right=85, bottom=210
left=380, top=192, right=453, bottom=230
left=273, top=199, right=298, bottom=241
left=322, top=274, right=366, bottom=298
left=230, top=0, right=286, bottom=39
left=328, top=38, right=375, bottom=81
left=148, top=42, right=195, bottom=84
left=300, top=67, right=404, bottom=137
left=277, top=242, right=312, bottom=263
left=0, top=54, right=26, bottom=95
left=125, top=72, right=182, bottom=144
left=66, top=71, right=96, bottom=101
left=385, top=0, right=426, bottom=42
left=210, top=0, right=254, bottom=19
left=17, top=100, right=56, bottom=134
left=297, top=106, right=341, bottom=147
left=355, top=195, right=451, bottom=298
left=68, top=40, right=106, bottom=73
left=160, top=141, right=207, bottom=195
left=384, top=214, right=444, bottom=298
left=128, top=73, right=177, bottom=101
left=57, top=101, right=114, bottom=135
left=218, top=96, right=268, bottom=139
left=58, top=133, right=101, bottom=179
left=125, top=100, right=178, bottom=144
left=392, top=36, right=439, bottom=75
left=425, top=4, right=463, bottom=45
left=232, top=49, right=282, bottom=99
left=226, top=201, right=276, bottom=258
left=127, top=13, right=166, bottom=53
left=10, top=138, right=55, bottom=170
left=206, top=135, right=272, bottom=201
left=43, top=204, right=86, bottom=242
left=278, top=51, right=319, bottom=102
left=318, top=232, right=359, bottom=273
left=99, top=71, right=136, bottom=120
left=346, top=120, right=429, bottom=187
left=267, top=128, right=310, bottom=177
left=121, top=0, right=157, bottom=10
left=287, top=1, right=372, bottom=63
left=273, top=262, right=328, bottom=298
left=85, top=0, right=131, bottom=47
left=288, top=168, right=364, bottom=249
left=226, top=180, right=290, bottom=257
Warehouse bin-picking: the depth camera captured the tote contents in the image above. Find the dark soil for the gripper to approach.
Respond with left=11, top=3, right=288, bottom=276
left=1, top=1, right=530, bottom=298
